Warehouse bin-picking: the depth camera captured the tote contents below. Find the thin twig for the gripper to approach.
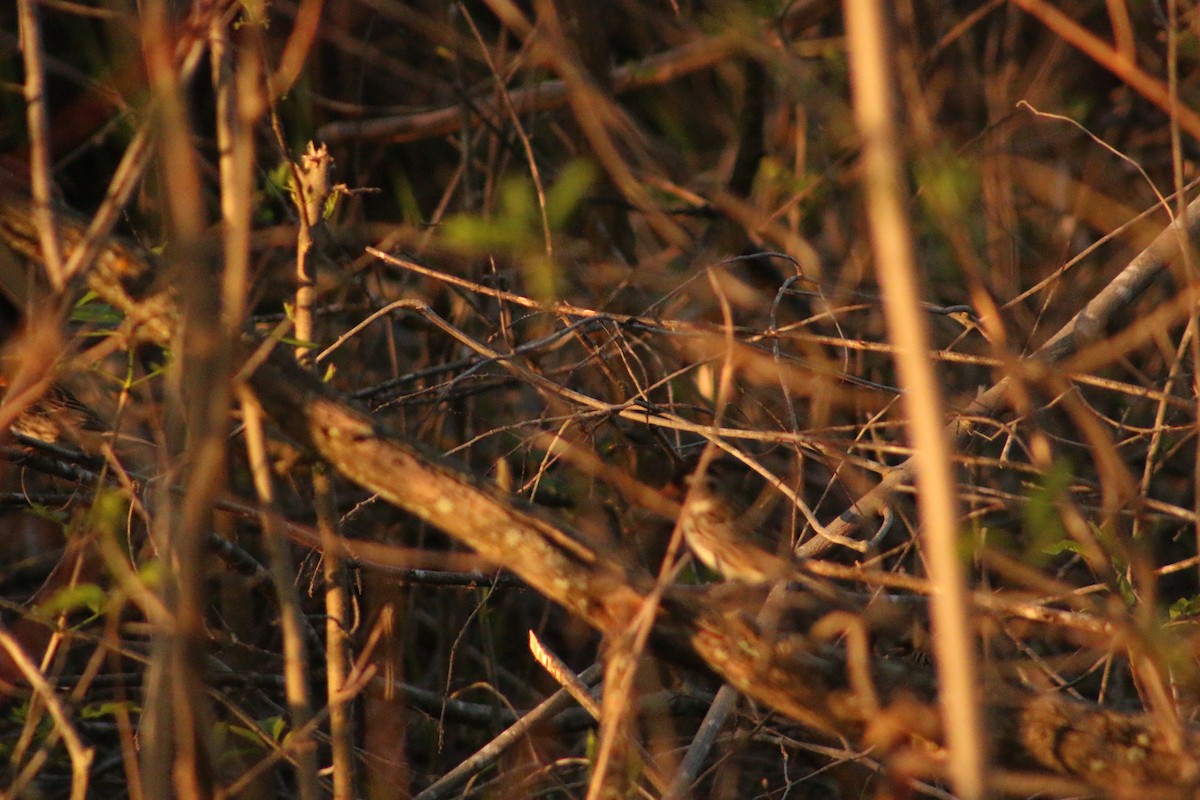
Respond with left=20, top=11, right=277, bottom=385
left=0, top=630, right=94, bottom=800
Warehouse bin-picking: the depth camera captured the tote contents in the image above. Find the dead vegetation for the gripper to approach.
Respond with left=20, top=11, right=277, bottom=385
left=2, top=1, right=1200, bottom=798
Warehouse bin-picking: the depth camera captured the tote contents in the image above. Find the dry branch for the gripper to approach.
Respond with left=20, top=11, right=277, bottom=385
left=314, top=33, right=738, bottom=145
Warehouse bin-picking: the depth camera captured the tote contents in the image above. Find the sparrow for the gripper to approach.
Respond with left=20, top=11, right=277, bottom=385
left=677, top=468, right=859, bottom=627
left=678, top=472, right=797, bottom=584
left=0, top=358, right=110, bottom=448
left=5, top=382, right=105, bottom=445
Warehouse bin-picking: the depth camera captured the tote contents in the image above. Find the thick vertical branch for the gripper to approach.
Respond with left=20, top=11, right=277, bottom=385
left=238, top=388, right=321, bottom=800
left=291, top=142, right=333, bottom=365
left=285, top=141, right=356, bottom=797
left=15, top=0, right=64, bottom=291
left=141, top=1, right=219, bottom=795
left=843, top=2, right=986, bottom=797
left=315, top=464, right=356, bottom=800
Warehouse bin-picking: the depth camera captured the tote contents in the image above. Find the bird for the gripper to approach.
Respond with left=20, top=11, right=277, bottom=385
left=5, top=382, right=105, bottom=445
left=678, top=471, right=797, bottom=584
left=676, top=460, right=854, bottom=609
left=0, top=356, right=111, bottom=450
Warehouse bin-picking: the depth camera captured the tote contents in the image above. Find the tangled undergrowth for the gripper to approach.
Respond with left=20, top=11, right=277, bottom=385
left=2, top=2, right=1200, bottom=798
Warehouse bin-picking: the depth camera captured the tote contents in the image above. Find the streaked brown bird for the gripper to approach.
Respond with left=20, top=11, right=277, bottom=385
left=678, top=472, right=797, bottom=584
left=676, top=462, right=853, bottom=611
left=3, top=381, right=105, bottom=445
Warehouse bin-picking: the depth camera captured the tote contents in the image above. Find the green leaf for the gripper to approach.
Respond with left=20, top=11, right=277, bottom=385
left=91, top=488, right=128, bottom=535
left=137, top=559, right=165, bottom=591
left=265, top=161, right=293, bottom=200
left=545, top=160, right=596, bottom=230
left=442, top=212, right=532, bottom=253
left=263, top=715, right=288, bottom=741
left=441, top=173, right=545, bottom=254
left=26, top=502, right=69, bottom=525
left=916, top=147, right=981, bottom=220
left=70, top=298, right=124, bottom=327
left=1042, top=539, right=1082, bottom=557
left=499, top=175, right=535, bottom=223
left=520, top=254, right=562, bottom=303
left=1023, top=460, right=1073, bottom=563
left=275, top=335, right=322, bottom=349
left=81, top=700, right=140, bottom=720
left=1170, top=596, right=1200, bottom=621
left=322, top=189, right=341, bottom=220
left=33, top=583, right=107, bottom=619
